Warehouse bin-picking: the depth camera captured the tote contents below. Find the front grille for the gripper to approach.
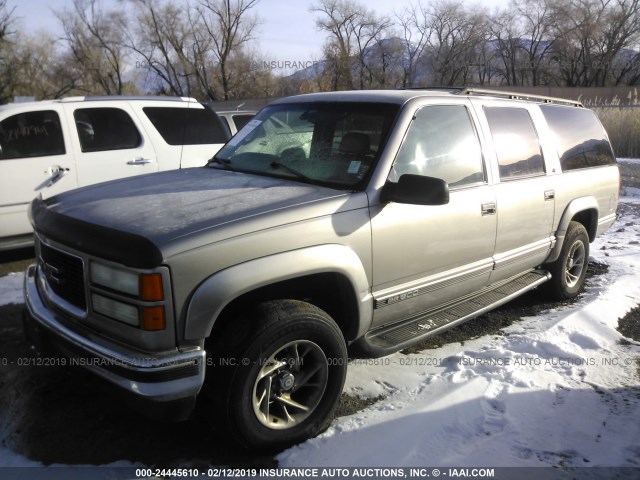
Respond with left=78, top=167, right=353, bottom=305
left=40, top=243, right=87, bottom=311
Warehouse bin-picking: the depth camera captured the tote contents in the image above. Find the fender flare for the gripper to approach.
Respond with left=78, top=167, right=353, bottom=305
left=546, top=196, right=598, bottom=264
left=183, top=244, right=373, bottom=340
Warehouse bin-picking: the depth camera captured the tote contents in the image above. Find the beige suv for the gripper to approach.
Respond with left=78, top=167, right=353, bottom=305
left=23, top=88, right=619, bottom=449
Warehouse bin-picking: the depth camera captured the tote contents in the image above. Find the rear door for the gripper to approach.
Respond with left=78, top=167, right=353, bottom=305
left=0, top=106, right=77, bottom=240
left=475, top=102, right=555, bottom=282
left=62, top=102, right=158, bottom=187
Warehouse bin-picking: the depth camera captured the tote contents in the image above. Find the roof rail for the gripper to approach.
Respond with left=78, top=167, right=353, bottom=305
left=458, top=88, right=583, bottom=107
left=60, top=95, right=199, bottom=103
left=403, top=86, right=465, bottom=92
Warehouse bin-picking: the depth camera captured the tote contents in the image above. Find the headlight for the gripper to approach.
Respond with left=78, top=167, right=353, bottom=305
left=92, top=294, right=139, bottom=326
left=91, top=263, right=139, bottom=296
left=90, top=262, right=166, bottom=331
left=90, top=262, right=164, bottom=301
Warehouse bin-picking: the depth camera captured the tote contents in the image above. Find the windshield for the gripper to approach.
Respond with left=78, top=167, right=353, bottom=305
left=212, top=102, right=399, bottom=189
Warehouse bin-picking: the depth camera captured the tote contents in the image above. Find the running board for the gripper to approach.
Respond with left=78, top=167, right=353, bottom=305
left=356, top=270, right=551, bottom=357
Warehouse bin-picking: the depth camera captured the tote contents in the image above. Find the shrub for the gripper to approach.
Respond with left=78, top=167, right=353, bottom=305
left=586, top=94, right=640, bottom=159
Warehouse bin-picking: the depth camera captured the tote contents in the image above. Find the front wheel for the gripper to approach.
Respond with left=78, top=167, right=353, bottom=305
left=544, top=221, right=590, bottom=300
left=205, top=300, right=347, bottom=450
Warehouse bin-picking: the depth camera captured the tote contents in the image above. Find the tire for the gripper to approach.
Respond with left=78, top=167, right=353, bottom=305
left=544, top=221, right=590, bottom=300
left=203, top=300, right=347, bottom=450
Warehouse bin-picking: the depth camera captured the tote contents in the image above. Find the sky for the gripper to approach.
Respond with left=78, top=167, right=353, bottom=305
left=10, top=0, right=510, bottom=72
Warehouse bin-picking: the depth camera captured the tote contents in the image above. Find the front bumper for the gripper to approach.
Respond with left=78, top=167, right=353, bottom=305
left=23, top=264, right=205, bottom=417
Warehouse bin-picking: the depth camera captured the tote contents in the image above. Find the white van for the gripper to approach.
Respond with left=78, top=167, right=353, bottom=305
left=0, top=96, right=230, bottom=250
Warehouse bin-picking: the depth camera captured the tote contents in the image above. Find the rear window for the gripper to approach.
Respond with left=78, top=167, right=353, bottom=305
left=540, top=105, right=616, bottom=171
left=144, top=106, right=229, bottom=145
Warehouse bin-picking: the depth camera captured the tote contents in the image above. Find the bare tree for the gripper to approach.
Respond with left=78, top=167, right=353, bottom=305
left=0, top=0, right=16, bottom=103
left=489, top=7, right=522, bottom=85
left=312, top=0, right=359, bottom=90
left=313, top=0, right=397, bottom=90
left=0, top=0, right=13, bottom=42
left=515, top=0, right=556, bottom=86
left=551, top=0, right=640, bottom=87
left=196, top=0, right=261, bottom=100
left=349, top=6, right=393, bottom=89
left=126, top=0, right=194, bottom=96
left=424, top=0, right=488, bottom=86
left=11, top=33, right=79, bottom=99
left=369, top=31, right=405, bottom=88
left=396, top=3, right=430, bottom=88
left=56, top=0, right=131, bottom=94
left=127, top=0, right=262, bottom=99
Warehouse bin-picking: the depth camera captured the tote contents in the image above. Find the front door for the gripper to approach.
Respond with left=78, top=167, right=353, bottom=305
left=370, top=103, right=497, bottom=329
left=0, top=107, right=77, bottom=240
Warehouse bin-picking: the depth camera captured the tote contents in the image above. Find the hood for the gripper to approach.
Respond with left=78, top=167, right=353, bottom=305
left=32, top=168, right=355, bottom=268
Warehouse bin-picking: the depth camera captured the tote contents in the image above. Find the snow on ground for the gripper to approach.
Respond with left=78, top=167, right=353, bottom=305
left=279, top=197, right=640, bottom=468
left=619, top=158, right=640, bottom=165
left=0, top=272, right=24, bottom=306
left=1, top=193, right=640, bottom=472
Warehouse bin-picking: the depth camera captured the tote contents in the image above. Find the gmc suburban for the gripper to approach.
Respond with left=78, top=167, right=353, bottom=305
left=23, top=88, right=620, bottom=449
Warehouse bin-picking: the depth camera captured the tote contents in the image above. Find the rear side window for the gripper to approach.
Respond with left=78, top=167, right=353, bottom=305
left=540, top=105, right=616, bottom=171
left=231, top=114, right=254, bottom=131
left=0, top=110, right=65, bottom=159
left=392, top=105, right=484, bottom=188
left=143, top=107, right=229, bottom=145
left=484, top=107, right=544, bottom=180
left=74, top=108, right=141, bottom=153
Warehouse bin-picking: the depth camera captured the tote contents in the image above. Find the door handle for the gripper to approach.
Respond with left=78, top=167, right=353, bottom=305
left=127, top=157, right=152, bottom=165
left=481, top=202, right=497, bottom=216
left=45, top=165, right=70, bottom=187
left=544, top=190, right=555, bottom=201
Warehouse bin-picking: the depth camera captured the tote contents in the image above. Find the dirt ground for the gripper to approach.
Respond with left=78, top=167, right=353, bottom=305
left=0, top=261, right=615, bottom=467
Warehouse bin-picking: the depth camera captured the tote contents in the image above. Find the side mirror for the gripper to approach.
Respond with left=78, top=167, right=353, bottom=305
left=380, top=174, right=450, bottom=206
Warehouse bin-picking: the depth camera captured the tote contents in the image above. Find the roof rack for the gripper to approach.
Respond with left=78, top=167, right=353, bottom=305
left=457, top=88, right=583, bottom=107
left=60, top=95, right=199, bottom=103
left=403, top=86, right=465, bottom=92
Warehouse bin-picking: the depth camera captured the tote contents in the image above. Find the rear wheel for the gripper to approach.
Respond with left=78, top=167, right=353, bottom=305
left=544, top=221, right=590, bottom=300
left=203, top=300, right=347, bottom=450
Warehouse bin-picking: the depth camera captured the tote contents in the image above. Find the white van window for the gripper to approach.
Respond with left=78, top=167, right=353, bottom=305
left=0, top=110, right=65, bottom=159
left=74, top=108, right=141, bottom=152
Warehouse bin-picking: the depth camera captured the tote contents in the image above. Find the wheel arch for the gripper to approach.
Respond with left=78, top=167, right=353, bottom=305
left=183, top=244, right=373, bottom=343
left=546, top=197, right=599, bottom=264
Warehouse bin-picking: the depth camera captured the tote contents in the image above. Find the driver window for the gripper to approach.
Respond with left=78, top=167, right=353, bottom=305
left=391, top=105, right=484, bottom=188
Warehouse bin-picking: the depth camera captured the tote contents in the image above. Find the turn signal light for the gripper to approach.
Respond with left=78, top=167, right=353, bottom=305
left=142, top=306, right=166, bottom=331
left=140, top=274, right=164, bottom=302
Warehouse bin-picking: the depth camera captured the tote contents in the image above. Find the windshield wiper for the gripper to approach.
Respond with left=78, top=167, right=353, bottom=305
left=208, top=157, right=233, bottom=170
left=270, top=161, right=313, bottom=183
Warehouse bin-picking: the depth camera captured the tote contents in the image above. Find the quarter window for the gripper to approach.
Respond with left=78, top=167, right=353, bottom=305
left=74, top=108, right=141, bottom=153
left=0, top=110, right=65, bottom=160
left=540, top=105, right=616, bottom=171
left=143, top=107, right=229, bottom=145
left=230, top=114, right=254, bottom=131
left=484, top=107, right=544, bottom=179
left=391, top=105, right=484, bottom=188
